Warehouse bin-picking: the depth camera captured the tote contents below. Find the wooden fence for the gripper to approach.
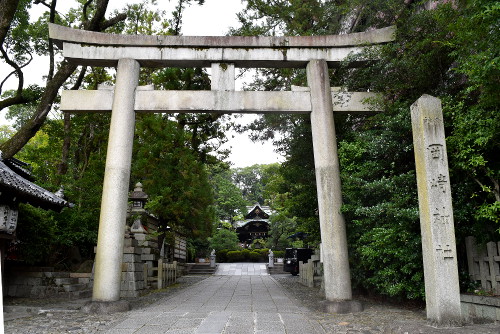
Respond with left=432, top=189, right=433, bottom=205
left=144, top=259, right=178, bottom=290
left=299, top=261, right=315, bottom=287
left=465, top=236, right=500, bottom=295
left=298, top=254, right=322, bottom=288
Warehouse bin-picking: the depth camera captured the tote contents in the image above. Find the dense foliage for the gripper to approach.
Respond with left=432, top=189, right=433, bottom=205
left=1, top=0, right=497, bottom=302
left=233, top=0, right=499, bottom=300
left=216, top=248, right=273, bottom=263
left=0, top=0, right=226, bottom=267
left=132, top=114, right=216, bottom=239
left=208, top=228, right=240, bottom=253
left=210, top=166, right=248, bottom=223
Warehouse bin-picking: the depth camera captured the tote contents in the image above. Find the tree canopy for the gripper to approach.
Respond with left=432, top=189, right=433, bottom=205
left=232, top=0, right=499, bottom=299
left=0, top=0, right=497, bottom=301
left=0, top=0, right=226, bottom=266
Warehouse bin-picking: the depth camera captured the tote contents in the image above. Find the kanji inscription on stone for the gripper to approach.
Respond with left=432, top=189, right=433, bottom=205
left=411, top=95, right=462, bottom=324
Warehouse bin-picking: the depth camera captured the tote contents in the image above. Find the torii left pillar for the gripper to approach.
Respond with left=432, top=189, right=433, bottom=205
left=89, top=59, right=139, bottom=310
left=307, top=59, right=362, bottom=313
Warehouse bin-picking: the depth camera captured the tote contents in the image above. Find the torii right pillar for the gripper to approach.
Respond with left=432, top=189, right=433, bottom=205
left=307, top=59, right=362, bottom=313
left=411, top=94, right=462, bottom=326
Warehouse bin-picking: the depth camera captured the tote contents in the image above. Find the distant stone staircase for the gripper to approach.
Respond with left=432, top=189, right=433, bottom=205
left=185, top=263, right=217, bottom=275
left=6, top=267, right=93, bottom=299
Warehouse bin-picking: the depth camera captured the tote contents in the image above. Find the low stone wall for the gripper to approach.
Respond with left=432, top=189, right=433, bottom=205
left=6, top=268, right=92, bottom=299
left=461, top=294, right=500, bottom=322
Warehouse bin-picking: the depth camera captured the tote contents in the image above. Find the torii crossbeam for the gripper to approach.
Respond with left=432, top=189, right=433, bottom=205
left=49, top=24, right=394, bottom=312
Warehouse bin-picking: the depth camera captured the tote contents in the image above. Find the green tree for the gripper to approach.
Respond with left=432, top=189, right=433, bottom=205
left=1, top=0, right=220, bottom=266
left=232, top=164, right=267, bottom=204
left=0, top=125, right=15, bottom=144
left=339, top=1, right=499, bottom=297
left=210, top=166, right=247, bottom=222
left=208, top=228, right=240, bottom=252
left=232, top=0, right=500, bottom=300
left=0, top=0, right=128, bottom=158
left=445, top=0, right=499, bottom=233
left=133, top=114, right=215, bottom=239
left=265, top=212, right=297, bottom=250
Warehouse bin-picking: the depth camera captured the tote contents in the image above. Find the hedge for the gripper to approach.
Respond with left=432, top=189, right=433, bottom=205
left=214, top=248, right=273, bottom=262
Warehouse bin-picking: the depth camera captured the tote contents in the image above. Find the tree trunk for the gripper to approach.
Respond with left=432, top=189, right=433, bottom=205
left=0, top=60, right=78, bottom=158
left=339, top=6, right=363, bottom=35
left=0, top=0, right=20, bottom=46
left=0, top=0, right=126, bottom=159
left=57, top=111, right=71, bottom=176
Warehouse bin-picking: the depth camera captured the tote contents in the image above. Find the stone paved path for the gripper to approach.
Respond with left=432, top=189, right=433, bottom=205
left=103, top=274, right=324, bottom=333
left=215, top=262, right=269, bottom=276
left=5, top=263, right=500, bottom=333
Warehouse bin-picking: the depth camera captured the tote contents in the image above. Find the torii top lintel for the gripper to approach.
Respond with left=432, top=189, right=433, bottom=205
left=48, top=24, right=395, bottom=68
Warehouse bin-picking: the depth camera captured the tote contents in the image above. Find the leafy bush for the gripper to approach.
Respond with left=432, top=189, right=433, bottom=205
left=254, top=248, right=270, bottom=261
left=274, top=250, right=285, bottom=258
left=249, top=251, right=261, bottom=262
left=251, top=238, right=266, bottom=249
left=227, top=250, right=244, bottom=262
left=216, top=249, right=229, bottom=263
left=14, top=204, right=57, bottom=265
left=208, top=228, right=239, bottom=252
left=217, top=249, right=270, bottom=262
left=241, top=249, right=251, bottom=259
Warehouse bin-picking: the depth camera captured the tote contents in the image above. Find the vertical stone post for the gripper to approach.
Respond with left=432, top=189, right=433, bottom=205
left=211, top=63, right=235, bottom=91
left=93, top=58, right=140, bottom=302
left=157, top=258, right=164, bottom=289
left=465, top=236, right=478, bottom=282
left=307, top=60, right=353, bottom=302
left=411, top=94, right=462, bottom=325
left=210, top=249, right=216, bottom=268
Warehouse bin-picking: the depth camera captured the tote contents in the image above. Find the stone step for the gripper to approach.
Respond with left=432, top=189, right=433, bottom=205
left=186, top=264, right=217, bottom=275
left=43, top=272, right=71, bottom=278
left=54, top=277, right=80, bottom=286
left=63, top=283, right=89, bottom=293
left=188, top=264, right=213, bottom=269
left=189, top=267, right=215, bottom=271
left=66, top=289, right=92, bottom=299
left=188, top=270, right=215, bottom=274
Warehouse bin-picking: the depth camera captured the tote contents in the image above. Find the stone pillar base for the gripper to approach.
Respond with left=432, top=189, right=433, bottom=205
left=82, top=300, right=130, bottom=314
left=320, top=299, right=363, bottom=314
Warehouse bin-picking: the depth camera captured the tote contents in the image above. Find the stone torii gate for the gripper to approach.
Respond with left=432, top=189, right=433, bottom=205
left=49, top=22, right=392, bottom=307
left=49, top=24, right=461, bottom=324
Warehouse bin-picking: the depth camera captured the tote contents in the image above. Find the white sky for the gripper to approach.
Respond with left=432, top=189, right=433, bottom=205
left=0, top=0, right=283, bottom=167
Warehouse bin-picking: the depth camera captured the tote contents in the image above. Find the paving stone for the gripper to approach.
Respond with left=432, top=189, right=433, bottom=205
left=5, top=265, right=500, bottom=334
left=223, top=325, right=255, bottom=334
left=146, top=314, right=179, bottom=326
left=134, top=324, right=164, bottom=334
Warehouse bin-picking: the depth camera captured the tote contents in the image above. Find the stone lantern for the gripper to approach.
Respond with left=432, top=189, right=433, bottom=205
left=128, top=182, right=148, bottom=233
left=129, top=182, right=148, bottom=211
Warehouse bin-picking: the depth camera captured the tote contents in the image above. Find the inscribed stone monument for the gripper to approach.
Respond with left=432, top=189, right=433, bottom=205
left=411, top=94, right=462, bottom=325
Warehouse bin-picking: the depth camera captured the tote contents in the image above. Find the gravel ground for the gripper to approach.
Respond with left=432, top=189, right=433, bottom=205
left=4, top=276, right=208, bottom=334
left=273, top=274, right=500, bottom=334
left=4, top=274, right=500, bottom=334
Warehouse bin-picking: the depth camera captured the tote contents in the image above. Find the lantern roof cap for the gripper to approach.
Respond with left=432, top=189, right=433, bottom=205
left=129, top=182, right=148, bottom=201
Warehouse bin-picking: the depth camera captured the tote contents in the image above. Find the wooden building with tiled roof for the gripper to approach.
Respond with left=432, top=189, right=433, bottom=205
left=235, top=204, right=272, bottom=246
left=0, top=152, right=71, bottom=237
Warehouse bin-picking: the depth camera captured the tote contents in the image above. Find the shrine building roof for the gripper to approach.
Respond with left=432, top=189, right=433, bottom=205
left=0, top=152, right=72, bottom=212
left=245, top=204, right=271, bottom=220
